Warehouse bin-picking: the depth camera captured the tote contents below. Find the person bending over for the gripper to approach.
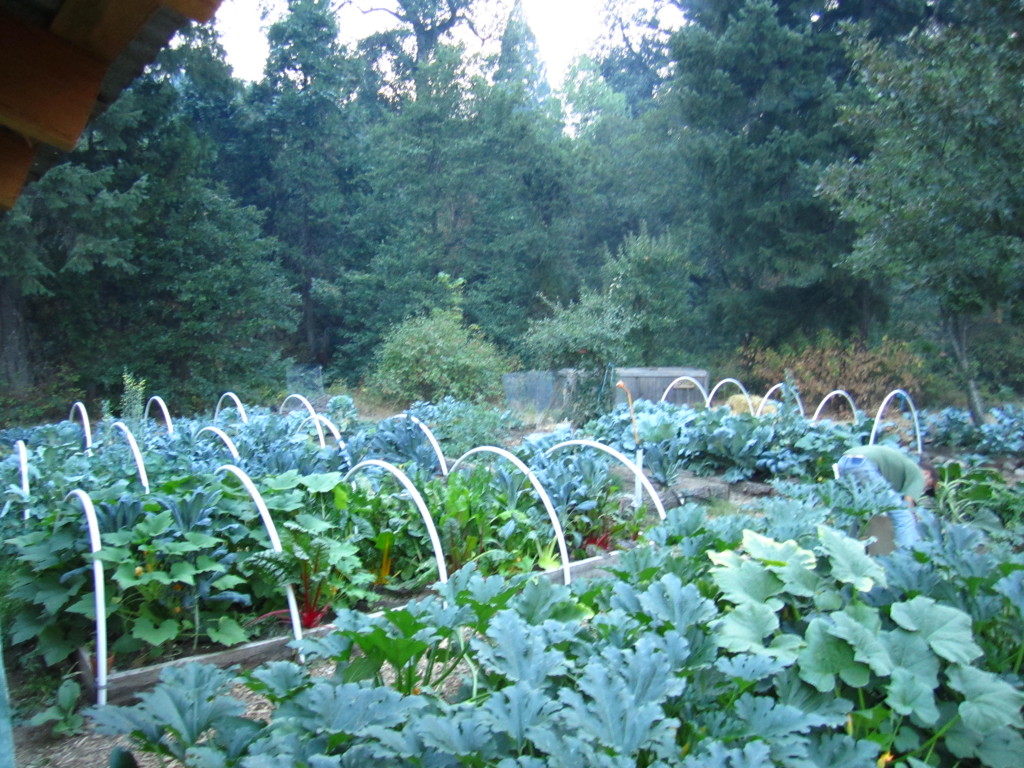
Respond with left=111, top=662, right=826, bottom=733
left=835, top=444, right=936, bottom=549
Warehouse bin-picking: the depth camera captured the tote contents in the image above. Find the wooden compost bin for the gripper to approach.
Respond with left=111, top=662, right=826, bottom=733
left=613, top=367, right=709, bottom=407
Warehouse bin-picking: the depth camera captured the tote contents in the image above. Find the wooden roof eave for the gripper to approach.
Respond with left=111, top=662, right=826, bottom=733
left=0, top=0, right=223, bottom=211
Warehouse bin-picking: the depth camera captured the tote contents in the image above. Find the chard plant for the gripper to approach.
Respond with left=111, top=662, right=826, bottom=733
left=242, top=513, right=374, bottom=629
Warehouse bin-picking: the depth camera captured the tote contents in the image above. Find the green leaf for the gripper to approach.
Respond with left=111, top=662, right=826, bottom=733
left=261, top=471, right=303, bottom=491
left=125, top=663, right=243, bottom=757
left=32, top=576, right=79, bottom=614
left=246, top=661, right=309, bottom=702
left=714, top=602, right=779, bottom=655
left=206, top=616, right=248, bottom=646
left=193, top=554, right=226, bottom=574
left=817, top=526, right=886, bottom=591
left=113, top=563, right=172, bottom=588
left=637, top=573, right=717, bottom=630
left=889, top=597, right=982, bottom=664
left=947, top=665, right=1024, bottom=734
left=292, top=513, right=334, bottom=534
left=183, top=531, right=222, bottom=549
left=709, top=550, right=785, bottom=609
left=742, top=529, right=817, bottom=570
left=415, top=711, right=499, bottom=759
left=56, top=678, right=82, bottom=711
left=798, top=618, right=870, bottom=692
left=558, top=661, right=679, bottom=755
left=169, top=561, right=197, bottom=585
left=716, top=653, right=788, bottom=683
left=132, top=617, right=180, bottom=646
left=885, top=667, right=939, bottom=725
left=946, top=721, right=1024, bottom=768
left=733, top=693, right=833, bottom=739
left=135, top=510, right=174, bottom=539
left=479, top=681, right=559, bottom=750
left=212, top=573, right=246, bottom=590
left=510, top=578, right=574, bottom=625
left=469, top=609, right=569, bottom=686
left=828, top=604, right=892, bottom=676
left=993, top=571, right=1024, bottom=616
left=300, top=472, right=343, bottom=495
left=881, top=630, right=939, bottom=688
left=263, top=489, right=305, bottom=512
left=64, top=594, right=100, bottom=618
left=290, top=681, right=424, bottom=737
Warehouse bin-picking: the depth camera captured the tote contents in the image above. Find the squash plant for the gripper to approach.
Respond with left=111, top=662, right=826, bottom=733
left=6, top=481, right=259, bottom=666
left=90, top=509, right=1024, bottom=767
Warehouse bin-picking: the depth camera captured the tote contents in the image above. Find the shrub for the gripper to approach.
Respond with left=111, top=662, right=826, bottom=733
left=520, top=290, right=637, bottom=423
left=367, top=308, right=509, bottom=406
left=736, top=331, right=926, bottom=409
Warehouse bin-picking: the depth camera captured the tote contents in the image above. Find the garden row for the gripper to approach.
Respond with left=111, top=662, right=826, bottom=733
left=1, top=390, right=1022, bottom=720
left=91, top=502, right=1024, bottom=767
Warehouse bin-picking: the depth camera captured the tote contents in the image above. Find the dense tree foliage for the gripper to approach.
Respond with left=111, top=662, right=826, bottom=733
left=1, top=0, right=1021, bottom=422
left=821, top=2, right=1024, bottom=422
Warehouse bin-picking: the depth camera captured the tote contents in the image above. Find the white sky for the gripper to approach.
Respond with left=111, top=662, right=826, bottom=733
left=213, top=0, right=617, bottom=87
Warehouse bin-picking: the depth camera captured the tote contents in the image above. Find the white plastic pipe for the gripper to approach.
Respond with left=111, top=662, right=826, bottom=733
left=144, top=396, right=174, bottom=435
left=543, top=439, right=666, bottom=520
left=280, top=394, right=325, bottom=449
left=111, top=421, right=150, bottom=494
left=344, top=459, right=448, bottom=584
left=449, top=446, right=571, bottom=585
left=218, top=465, right=304, bottom=652
left=214, top=392, right=249, bottom=423
left=64, top=490, right=107, bottom=706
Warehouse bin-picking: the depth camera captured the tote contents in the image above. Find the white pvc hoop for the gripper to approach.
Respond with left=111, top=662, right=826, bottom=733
left=64, top=489, right=108, bottom=706
left=198, top=426, right=241, bottom=460
left=69, top=401, right=93, bottom=455
left=448, top=446, right=572, bottom=585
left=869, top=389, right=923, bottom=455
left=218, top=465, right=304, bottom=651
left=542, top=439, right=666, bottom=520
left=144, top=396, right=174, bottom=435
left=214, top=392, right=249, bottom=424
left=396, top=414, right=449, bottom=476
left=111, top=422, right=150, bottom=494
left=758, top=382, right=806, bottom=418
left=16, top=440, right=29, bottom=519
left=659, top=376, right=710, bottom=406
left=281, top=394, right=325, bottom=449
left=298, top=413, right=343, bottom=448
left=812, top=390, right=858, bottom=423
left=344, top=459, right=448, bottom=585
left=706, top=378, right=753, bottom=413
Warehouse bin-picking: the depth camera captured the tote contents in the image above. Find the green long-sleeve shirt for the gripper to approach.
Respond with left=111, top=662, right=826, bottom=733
left=842, top=445, right=926, bottom=500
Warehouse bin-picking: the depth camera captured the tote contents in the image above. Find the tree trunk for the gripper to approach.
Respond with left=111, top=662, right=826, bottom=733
left=946, top=313, right=986, bottom=426
left=0, top=277, right=33, bottom=393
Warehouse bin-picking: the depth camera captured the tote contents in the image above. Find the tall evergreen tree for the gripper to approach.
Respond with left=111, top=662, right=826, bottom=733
left=494, top=0, right=550, bottom=100
left=821, top=9, right=1024, bottom=420
left=335, top=40, right=577, bottom=376
left=0, top=27, right=297, bottom=412
left=662, top=0, right=884, bottom=352
left=229, top=0, right=369, bottom=367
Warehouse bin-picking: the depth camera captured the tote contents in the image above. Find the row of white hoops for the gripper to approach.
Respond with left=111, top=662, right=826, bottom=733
left=11, top=382, right=920, bottom=704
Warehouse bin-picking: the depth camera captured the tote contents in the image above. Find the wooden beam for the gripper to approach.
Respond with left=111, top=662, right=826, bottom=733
left=0, top=13, right=106, bottom=151
left=0, top=127, right=37, bottom=210
left=166, top=0, right=225, bottom=24
left=52, top=1, right=163, bottom=62
left=52, top=1, right=225, bottom=61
